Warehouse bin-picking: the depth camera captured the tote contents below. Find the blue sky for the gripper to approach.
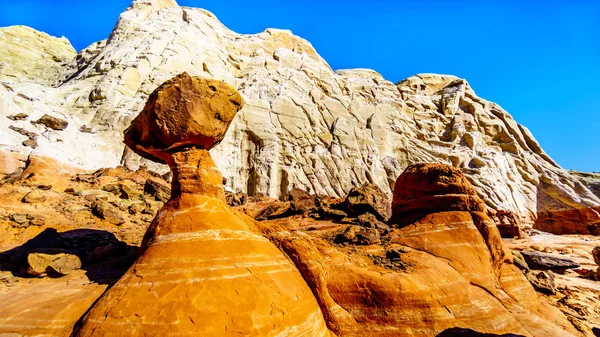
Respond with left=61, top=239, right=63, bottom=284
left=1, top=0, right=598, bottom=171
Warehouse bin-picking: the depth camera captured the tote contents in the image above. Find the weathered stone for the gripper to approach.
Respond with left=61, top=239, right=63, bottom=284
left=27, top=249, right=81, bottom=276
left=389, top=163, right=487, bottom=228
left=91, top=201, right=124, bottom=225
left=7, top=113, right=28, bottom=121
left=511, top=251, right=529, bottom=271
left=225, top=191, right=247, bottom=206
left=521, top=250, right=580, bottom=271
left=34, top=114, right=68, bottom=130
left=144, top=177, right=171, bottom=202
left=357, top=212, right=391, bottom=233
left=344, top=183, right=391, bottom=221
left=287, top=188, right=316, bottom=213
left=335, top=225, right=380, bottom=245
left=0, top=25, right=76, bottom=83
left=21, top=190, right=46, bottom=203
left=526, top=270, right=556, bottom=295
left=123, top=72, right=244, bottom=164
left=10, top=214, right=28, bottom=225
left=593, top=246, right=600, bottom=267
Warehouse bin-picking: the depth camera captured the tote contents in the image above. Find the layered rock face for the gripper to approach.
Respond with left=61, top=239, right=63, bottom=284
left=0, top=0, right=598, bottom=235
left=0, top=26, right=76, bottom=84
left=260, top=163, right=578, bottom=336
left=73, top=74, right=331, bottom=336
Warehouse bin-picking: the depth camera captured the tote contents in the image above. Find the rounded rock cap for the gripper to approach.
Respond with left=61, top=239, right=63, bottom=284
left=124, top=72, right=244, bottom=164
left=389, top=163, right=487, bottom=227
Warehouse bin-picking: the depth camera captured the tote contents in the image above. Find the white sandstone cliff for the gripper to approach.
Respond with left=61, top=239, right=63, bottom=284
left=0, top=0, right=598, bottom=233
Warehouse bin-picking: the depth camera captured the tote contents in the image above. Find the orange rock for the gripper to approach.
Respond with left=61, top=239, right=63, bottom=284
left=259, top=163, right=579, bottom=336
left=123, top=72, right=244, bottom=164
left=389, top=163, right=487, bottom=228
left=74, top=75, right=331, bottom=336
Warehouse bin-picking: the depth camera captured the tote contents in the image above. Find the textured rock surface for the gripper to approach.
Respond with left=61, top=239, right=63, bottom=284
left=0, top=0, right=599, bottom=233
left=0, top=26, right=75, bottom=83
left=26, top=249, right=82, bottom=276
left=389, top=163, right=487, bottom=227
left=124, top=72, right=244, bottom=163
left=521, top=250, right=581, bottom=271
left=258, top=163, right=579, bottom=336
left=73, top=74, right=331, bottom=336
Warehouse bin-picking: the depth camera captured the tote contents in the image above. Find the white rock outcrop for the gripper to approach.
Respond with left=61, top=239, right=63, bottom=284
left=0, top=0, right=599, bottom=233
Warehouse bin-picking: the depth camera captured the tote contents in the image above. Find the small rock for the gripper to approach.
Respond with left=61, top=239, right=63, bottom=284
left=128, top=202, right=146, bottom=214
left=225, top=191, right=247, bottom=207
left=38, top=185, right=52, bottom=190
left=344, top=183, right=391, bottom=221
left=526, top=270, right=556, bottom=295
left=335, top=225, right=380, bottom=245
left=10, top=214, right=28, bottom=225
left=92, top=201, right=125, bottom=225
left=144, top=178, right=171, bottom=202
left=79, top=125, right=95, bottom=133
left=7, top=113, right=28, bottom=121
left=521, top=250, right=580, bottom=271
left=287, top=188, right=315, bottom=213
left=316, top=206, right=347, bottom=221
left=33, top=114, right=68, bottom=130
left=22, top=138, right=38, bottom=148
left=255, top=202, right=291, bottom=220
left=357, top=213, right=391, bottom=233
left=27, top=249, right=81, bottom=276
left=592, top=246, right=600, bottom=267
left=142, top=207, right=156, bottom=215
left=103, top=183, right=142, bottom=200
left=511, top=251, right=529, bottom=271
left=21, top=190, right=46, bottom=203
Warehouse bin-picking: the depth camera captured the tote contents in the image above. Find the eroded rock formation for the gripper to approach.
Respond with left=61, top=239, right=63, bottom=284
left=259, top=163, right=579, bottom=336
left=73, top=73, right=331, bottom=336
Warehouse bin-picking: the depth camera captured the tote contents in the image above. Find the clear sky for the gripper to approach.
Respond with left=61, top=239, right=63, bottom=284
left=1, top=0, right=598, bottom=171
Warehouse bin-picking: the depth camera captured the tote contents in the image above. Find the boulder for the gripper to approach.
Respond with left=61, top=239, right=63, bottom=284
left=123, top=72, right=244, bottom=164
left=344, top=183, right=391, bottom=221
left=357, top=212, right=391, bottom=233
left=91, top=201, right=125, bottom=225
left=335, top=225, right=381, bottom=245
left=287, top=188, right=316, bottom=213
left=34, top=114, right=69, bottom=130
left=26, top=249, right=81, bottom=276
left=520, top=250, right=580, bottom=271
left=525, top=270, right=556, bottom=295
left=593, top=246, right=600, bottom=267
left=21, top=190, right=46, bottom=203
left=225, top=191, right=247, bottom=206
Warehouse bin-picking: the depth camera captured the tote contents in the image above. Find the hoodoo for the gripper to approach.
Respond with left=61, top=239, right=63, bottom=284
left=72, top=73, right=331, bottom=336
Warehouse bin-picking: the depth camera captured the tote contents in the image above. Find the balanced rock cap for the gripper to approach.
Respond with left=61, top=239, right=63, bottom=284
left=124, top=72, right=244, bottom=164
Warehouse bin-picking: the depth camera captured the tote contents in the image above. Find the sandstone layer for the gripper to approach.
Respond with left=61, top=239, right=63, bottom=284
left=0, top=0, right=598, bottom=234
left=73, top=74, right=331, bottom=336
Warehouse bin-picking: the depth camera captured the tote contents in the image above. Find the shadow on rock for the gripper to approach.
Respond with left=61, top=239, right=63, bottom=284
left=436, top=328, right=526, bottom=337
left=0, top=228, right=138, bottom=285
